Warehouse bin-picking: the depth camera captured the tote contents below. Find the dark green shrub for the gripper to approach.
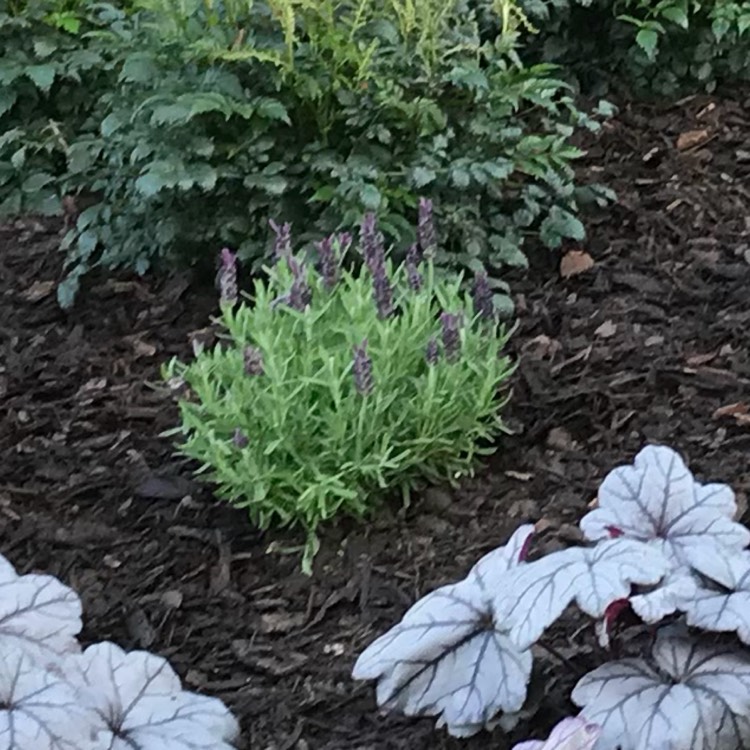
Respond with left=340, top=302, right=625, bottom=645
left=511, top=0, right=750, bottom=95
left=0, top=0, right=612, bottom=307
left=0, top=2, right=122, bottom=218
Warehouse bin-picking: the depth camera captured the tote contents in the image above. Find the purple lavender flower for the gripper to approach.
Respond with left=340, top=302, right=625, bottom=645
left=217, top=247, right=238, bottom=305
left=360, top=213, right=385, bottom=273
left=269, top=219, right=292, bottom=261
left=243, top=345, right=264, bottom=376
left=359, top=214, right=394, bottom=317
left=232, top=428, right=249, bottom=448
left=417, top=197, right=436, bottom=259
left=425, top=337, right=440, bottom=365
left=472, top=269, right=494, bottom=321
left=315, top=235, right=339, bottom=290
left=440, top=312, right=461, bottom=362
left=407, top=242, right=422, bottom=266
left=405, top=243, right=423, bottom=292
left=352, top=339, right=374, bottom=396
left=337, top=232, right=353, bottom=255
left=287, top=256, right=312, bottom=311
left=372, top=264, right=394, bottom=319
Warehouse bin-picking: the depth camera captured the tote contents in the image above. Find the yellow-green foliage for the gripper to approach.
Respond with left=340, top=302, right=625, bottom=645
left=493, top=0, right=536, bottom=36
left=133, top=0, right=370, bottom=73
left=386, top=0, right=461, bottom=65
left=132, top=0, right=525, bottom=72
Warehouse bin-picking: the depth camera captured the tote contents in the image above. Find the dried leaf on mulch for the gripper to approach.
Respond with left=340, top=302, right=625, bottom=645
left=560, top=250, right=595, bottom=279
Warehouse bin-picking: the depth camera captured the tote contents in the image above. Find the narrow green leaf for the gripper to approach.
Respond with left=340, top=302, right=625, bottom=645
left=635, top=28, right=660, bottom=60
left=57, top=269, right=82, bottom=310
left=25, top=64, right=57, bottom=93
left=359, top=184, right=381, bottom=209
left=450, top=167, right=471, bottom=188
left=21, top=172, right=54, bottom=193
left=244, top=174, right=288, bottom=195
left=33, top=39, right=57, bottom=59
left=120, top=53, right=158, bottom=84
left=311, top=185, right=336, bottom=202
left=100, top=113, right=122, bottom=138
left=135, top=172, right=167, bottom=197
left=8, top=148, right=26, bottom=172
left=0, top=90, right=18, bottom=117
left=189, top=164, right=218, bottom=191
left=150, top=102, right=193, bottom=126
left=256, top=98, right=290, bottom=124
left=412, top=166, right=437, bottom=188
left=660, top=6, right=689, bottom=28
left=539, top=207, right=585, bottom=248
left=711, top=17, right=731, bottom=42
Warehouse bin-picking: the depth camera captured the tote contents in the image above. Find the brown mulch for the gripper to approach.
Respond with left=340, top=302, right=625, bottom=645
left=2, top=93, right=750, bottom=749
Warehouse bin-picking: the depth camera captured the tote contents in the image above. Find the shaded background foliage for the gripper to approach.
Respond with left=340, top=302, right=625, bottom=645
left=2, top=0, right=749, bottom=306
left=1, top=0, right=609, bottom=307
left=512, top=0, right=750, bottom=95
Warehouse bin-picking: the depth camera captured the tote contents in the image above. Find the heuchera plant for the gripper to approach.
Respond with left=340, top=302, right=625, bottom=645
left=0, top=553, right=238, bottom=749
left=353, top=445, right=750, bottom=748
left=163, top=204, right=513, bottom=571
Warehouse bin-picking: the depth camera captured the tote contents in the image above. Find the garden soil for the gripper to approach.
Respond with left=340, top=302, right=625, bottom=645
left=2, top=94, right=750, bottom=749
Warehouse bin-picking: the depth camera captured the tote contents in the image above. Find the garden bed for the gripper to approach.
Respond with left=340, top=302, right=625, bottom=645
left=2, top=94, right=750, bottom=749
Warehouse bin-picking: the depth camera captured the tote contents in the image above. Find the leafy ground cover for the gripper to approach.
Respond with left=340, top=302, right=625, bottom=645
left=2, top=93, right=750, bottom=748
left=0, top=0, right=609, bottom=308
left=517, top=0, right=750, bottom=95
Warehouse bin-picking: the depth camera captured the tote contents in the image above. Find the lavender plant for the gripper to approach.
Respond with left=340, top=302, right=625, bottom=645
left=353, top=445, right=750, bottom=748
left=163, top=216, right=512, bottom=571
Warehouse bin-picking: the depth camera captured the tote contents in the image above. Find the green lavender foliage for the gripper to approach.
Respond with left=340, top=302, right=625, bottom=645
left=162, top=228, right=513, bottom=571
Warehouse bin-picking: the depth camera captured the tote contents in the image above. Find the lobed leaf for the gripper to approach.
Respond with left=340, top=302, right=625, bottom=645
left=580, top=445, right=748, bottom=566
left=0, top=646, right=94, bottom=750
left=352, top=526, right=534, bottom=737
left=0, top=555, right=82, bottom=663
left=573, top=625, right=750, bottom=749
left=68, top=642, right=240, bottom=749
left=629, top=570, right=698, bottom=624
left=681, top=546, right=750, bottom=643
left=494, top=539, right=670, bottom=649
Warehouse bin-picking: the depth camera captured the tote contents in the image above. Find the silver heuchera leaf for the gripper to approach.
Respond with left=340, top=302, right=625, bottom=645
left=352, top=526, right=535, bottom=737
left=467, top=522, right=535, bottom=595
left=580, top=445, right=749, bottom=565
left=681, top=546, right=750, bottom=643
left=68, top=642, right=240, bottom=749
left=0, top=645, right=96, bottom=749
left=572, top=625, right=750, bottom=749
left=629, top=570, right=699, bottom=624
left=0, top=554, right=82, bottom=662
left=494, top=539, right=670, bottom=650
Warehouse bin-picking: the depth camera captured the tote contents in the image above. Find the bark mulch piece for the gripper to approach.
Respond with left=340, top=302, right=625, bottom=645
left=1, top=93, right=750, bottom=749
